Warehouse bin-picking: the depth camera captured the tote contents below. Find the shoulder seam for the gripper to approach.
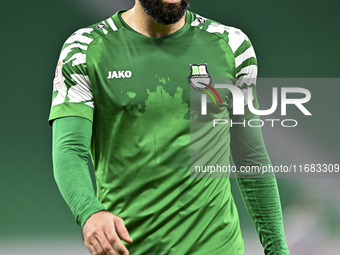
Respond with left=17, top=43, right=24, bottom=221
left=189, top=16, right=237, bottom=78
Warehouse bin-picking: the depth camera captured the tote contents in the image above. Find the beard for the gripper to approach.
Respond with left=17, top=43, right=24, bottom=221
left=139, top=0, right=190, bottom=25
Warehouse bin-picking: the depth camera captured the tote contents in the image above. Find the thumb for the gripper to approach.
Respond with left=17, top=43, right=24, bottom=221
left=115, top=217, right=133, bottom=243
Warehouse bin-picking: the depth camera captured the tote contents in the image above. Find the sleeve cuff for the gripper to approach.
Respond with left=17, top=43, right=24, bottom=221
left=49, top=103, right=94, bottom=126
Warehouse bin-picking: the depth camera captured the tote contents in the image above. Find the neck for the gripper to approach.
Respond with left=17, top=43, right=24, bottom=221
left=121, top=1, right=187, bottom=38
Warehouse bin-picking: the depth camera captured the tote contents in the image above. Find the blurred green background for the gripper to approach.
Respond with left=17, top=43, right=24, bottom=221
left=1, top=0, right=339, bottom=254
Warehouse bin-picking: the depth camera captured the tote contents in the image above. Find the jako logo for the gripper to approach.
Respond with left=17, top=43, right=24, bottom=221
left=188, top=64, right=223, bottom=107
left=107, top=70, right=132, bottom=79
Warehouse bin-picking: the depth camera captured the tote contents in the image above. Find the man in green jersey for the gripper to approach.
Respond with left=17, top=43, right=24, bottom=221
left=50, top=0, right=290, bottom=254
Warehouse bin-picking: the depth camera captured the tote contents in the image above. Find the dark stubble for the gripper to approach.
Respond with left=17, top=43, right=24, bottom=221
left=139, top=0, right=190, bottom=25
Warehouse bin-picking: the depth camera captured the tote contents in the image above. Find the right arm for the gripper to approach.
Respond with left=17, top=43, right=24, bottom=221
left=50, top=27, right=132, bottom=254
left=52, top=116, right=132, bottom=255
left=52, top=116, right=103, bottom=226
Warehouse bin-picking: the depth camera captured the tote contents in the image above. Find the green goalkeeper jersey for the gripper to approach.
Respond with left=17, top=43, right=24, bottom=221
left=49, top=10, right=258, bottom=254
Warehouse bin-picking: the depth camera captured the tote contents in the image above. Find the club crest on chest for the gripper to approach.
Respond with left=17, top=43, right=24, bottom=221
left=188, top=63, right=212, bottom=91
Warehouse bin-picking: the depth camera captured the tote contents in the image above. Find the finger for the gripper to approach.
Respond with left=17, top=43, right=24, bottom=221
left=104, top=228, right=129, bottom=255
left=115, top=217, right=133, bottom=243
left=89, top=237, right=105, bottom=255
left=96, top=232, right=119, bottom=255
left=84, top=241, right=98, bottom=255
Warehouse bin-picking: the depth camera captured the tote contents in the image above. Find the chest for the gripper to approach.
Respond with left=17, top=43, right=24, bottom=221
left=87, top=33, right=236, bottom=114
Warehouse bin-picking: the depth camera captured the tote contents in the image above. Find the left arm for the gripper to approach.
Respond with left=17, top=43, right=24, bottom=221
left=227, top=29, right=289, bottom=254
left=230, top=114, right=290, bottom=255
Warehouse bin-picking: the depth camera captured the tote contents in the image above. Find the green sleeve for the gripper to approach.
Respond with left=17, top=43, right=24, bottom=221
left=52, top=116, right=105, bottom=227
left=230, top=114, right=290, bottom=255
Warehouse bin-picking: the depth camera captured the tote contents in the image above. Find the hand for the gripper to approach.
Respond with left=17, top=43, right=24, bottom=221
left=82, top=211, right=133, bottom=255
